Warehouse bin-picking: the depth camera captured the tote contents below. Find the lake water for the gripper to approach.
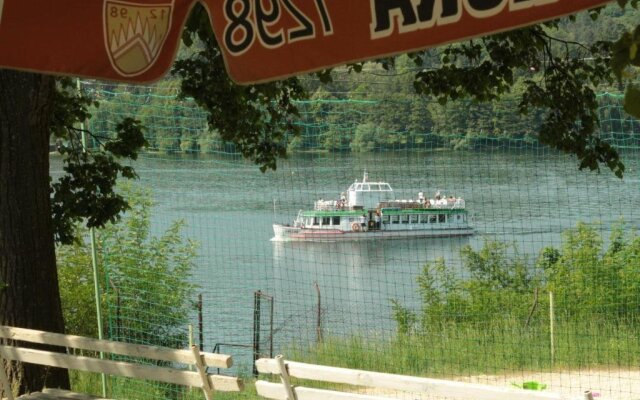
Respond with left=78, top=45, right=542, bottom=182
left=51, top=148, right=640, bottom=370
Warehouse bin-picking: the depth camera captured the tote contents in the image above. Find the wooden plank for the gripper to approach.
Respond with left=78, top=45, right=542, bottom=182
left=275, top=355, right=296, bottom=400
left=190, top=345, right=213, bottom=400
left=0, top=326, right=231, bottom=368
left=256, top=380, right=391, bottom=400
left=256, top=359, right=565, bottom=400
left=0, top=346, right=242, bottom=392
left=17, top=393, right=57, bottom=399
left=41, top=388, right=110, bottom=399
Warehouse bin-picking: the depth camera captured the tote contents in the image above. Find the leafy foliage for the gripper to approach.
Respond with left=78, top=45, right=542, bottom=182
left=57, top=184, right=198, bottom=348
left=409, top=24, right=626, bottom=176
left=50, top=80, right=147, bottom=244
left=396, top=241, right=539, bottom=332
left=610, top=1, right=640, bottom=119
left=57, top=240, right=102, bottom=338
left=393, top=223, right=640, bottom=335
left=542, top=222, right=640, bottom=319
left=101, top=185, right=198, bottom=347
left=80, top=5, right=640, bottom=178
left=173, top=5, right=307, bottom=172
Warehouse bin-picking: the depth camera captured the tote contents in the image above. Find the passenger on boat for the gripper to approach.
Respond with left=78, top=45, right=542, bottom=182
left=418, top=192, right=425, bottom=206
left=374, top=211, right=381, bottom=229
left=359, top=214, right=368, bottom=231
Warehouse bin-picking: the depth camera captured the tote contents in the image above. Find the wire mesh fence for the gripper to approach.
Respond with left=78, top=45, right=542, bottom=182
left=71, top=78, right=640, bottom=399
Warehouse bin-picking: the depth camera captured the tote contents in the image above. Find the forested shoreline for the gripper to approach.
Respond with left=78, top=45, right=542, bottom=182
left=85, top=6, right=640, bottom=156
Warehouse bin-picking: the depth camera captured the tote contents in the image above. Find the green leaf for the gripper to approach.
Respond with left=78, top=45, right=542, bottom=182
left=623, top=84, right=640, bottom=118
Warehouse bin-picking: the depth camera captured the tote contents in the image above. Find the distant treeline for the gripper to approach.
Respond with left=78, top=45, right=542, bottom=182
left=85, top=6, right=640, bottom=155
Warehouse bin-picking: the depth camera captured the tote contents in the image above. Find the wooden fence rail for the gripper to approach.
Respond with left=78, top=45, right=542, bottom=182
left=256, top=355, right=593, bottom=400
left=0, top=325, right=243, bottom=400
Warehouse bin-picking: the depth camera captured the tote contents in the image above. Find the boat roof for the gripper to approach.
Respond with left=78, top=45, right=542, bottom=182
left=301, top=208, right=467, bottom=217
left=348, top=181, right=393, bottom=192
left=348, top=171, right=393, bottom=192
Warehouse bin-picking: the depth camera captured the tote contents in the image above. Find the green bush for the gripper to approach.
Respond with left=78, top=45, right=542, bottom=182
left=393, top=223, right=639, bottom=335
left=57, top=184, right=199, bottom=398
left=542, top=222, right=640, bottom=320
left=99, top=185, right=198, bottom=348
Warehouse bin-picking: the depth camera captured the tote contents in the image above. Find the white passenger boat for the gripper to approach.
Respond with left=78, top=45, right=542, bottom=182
left=272, top=172, right=473, bottom=242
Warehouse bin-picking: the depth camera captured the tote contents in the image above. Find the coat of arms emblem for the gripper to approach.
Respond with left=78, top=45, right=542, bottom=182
left=103, top=0, right=173, bottom=77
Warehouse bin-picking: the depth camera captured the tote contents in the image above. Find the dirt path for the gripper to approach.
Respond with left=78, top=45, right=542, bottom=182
left=359, top=369, right=640, bottom=400
left=459, top=369, right=640, bottom=400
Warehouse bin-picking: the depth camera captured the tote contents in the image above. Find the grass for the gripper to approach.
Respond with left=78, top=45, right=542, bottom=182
left=287, top=318, right=640, bottom=379
left=69, top=369, right=259, bottom=400
left=69, top=318, right=640, bottom=399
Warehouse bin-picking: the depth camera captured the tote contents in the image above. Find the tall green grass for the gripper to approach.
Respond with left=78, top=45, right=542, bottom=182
left=68, top=317, right=640, bottom=399
left=289, top=318, right=640, bottom=378
left=69, top=372, right=258, bottom=400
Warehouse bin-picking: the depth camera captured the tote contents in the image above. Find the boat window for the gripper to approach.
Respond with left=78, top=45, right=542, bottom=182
left=332, top=216, right=340, bottom=225
left=457, top=215, right=461, bottom=221
left=419, top=215, right=428, bottom=224
left=439, top=214, right=445, bottom=223
left=401, top=214, right=409, bottom=224
left=322, top=217, right=330, bottom=225
left=371, top=184, right=380, bottom=191
left=313, top=217, right=319, bottom=225
left=430, top=215, right=437, bottom=223
left=391, top=215, right=400, bottom=224
left=382, top=215, right=390, bottom=224
left=409, top=215, right=418, bottom=224
left=362, top=184, right=370, bottom=191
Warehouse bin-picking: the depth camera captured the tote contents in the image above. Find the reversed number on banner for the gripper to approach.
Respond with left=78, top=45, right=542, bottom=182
left=223, top=0, right=333, bottom=55
left=108, top=6, right=168, bottom=20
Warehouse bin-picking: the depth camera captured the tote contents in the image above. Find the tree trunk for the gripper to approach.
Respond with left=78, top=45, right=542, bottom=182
left=0, top=70, right=70, bottom=393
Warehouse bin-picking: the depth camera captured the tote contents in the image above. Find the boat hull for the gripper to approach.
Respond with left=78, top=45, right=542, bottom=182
left=271, top=224, right=473, bottom=242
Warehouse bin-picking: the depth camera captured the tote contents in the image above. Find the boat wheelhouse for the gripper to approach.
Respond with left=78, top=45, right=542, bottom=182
left=272, top=172, right=473, bottom=242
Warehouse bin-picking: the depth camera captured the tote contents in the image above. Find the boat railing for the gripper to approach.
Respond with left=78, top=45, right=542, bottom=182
left=314, top=199, right=337, bottom=211
left=430, top=198, right=465, bottom=209
left=379, top=198, right=466, bottom=210
left=293, top=210, right=305, bottom=227
left=379, top=200, right=423, bottom=209
left=313, top=195, right=465, bottom=211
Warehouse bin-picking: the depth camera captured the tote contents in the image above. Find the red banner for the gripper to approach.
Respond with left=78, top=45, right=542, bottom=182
left=0, top=0, right=613, bottom=84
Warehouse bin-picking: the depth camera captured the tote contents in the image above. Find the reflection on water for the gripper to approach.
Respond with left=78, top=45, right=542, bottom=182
left=271, top=237, right=471, bottom=340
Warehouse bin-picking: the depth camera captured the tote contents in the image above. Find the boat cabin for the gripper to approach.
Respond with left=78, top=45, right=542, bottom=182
left=346, top=171, right=394, bottom=209
left=295, top=208, right=468, bottom=233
